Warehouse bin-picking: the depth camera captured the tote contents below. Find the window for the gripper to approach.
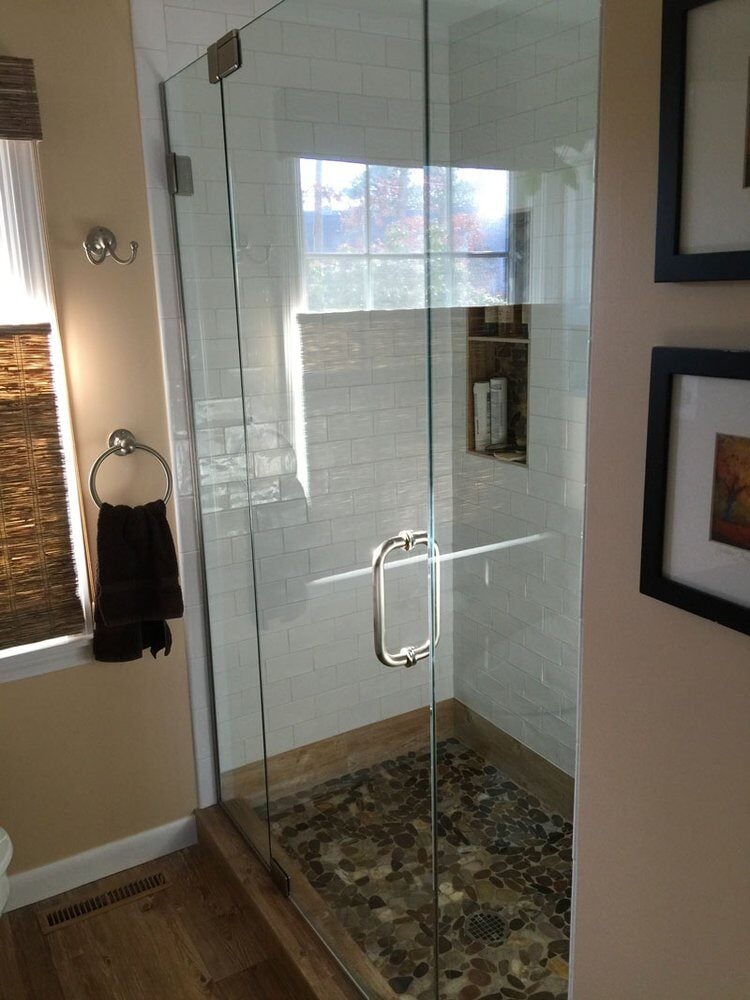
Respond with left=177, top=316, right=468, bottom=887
left=299, top=158, right=511, bottom=312
left=0, top=100, right=90, bottom=677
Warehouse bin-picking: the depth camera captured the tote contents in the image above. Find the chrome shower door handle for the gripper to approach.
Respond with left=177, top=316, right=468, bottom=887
left=372, top=529, right=440, bottom=668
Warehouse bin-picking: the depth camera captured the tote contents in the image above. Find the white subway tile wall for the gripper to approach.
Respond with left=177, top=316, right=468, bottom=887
left=130, top=0, right=597, bottom=795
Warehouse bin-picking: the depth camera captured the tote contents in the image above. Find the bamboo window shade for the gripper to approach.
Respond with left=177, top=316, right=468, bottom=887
left=0, top=326, right=84, bottom=649
left=0, top=57, right=42, bottom=141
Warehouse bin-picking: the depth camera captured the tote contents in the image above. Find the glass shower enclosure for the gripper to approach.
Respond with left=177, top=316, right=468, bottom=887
left=164, top=0, right=599, bottom=995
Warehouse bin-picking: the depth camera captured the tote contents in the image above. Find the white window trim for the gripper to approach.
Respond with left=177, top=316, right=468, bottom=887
left=1, top=141, right=92, bottom=679
left=297, top=158, right=512, bottom=313
left=0, top=634, right=94, bottom=684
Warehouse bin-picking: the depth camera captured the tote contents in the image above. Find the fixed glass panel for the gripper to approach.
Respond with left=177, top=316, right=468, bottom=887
left=164, top=57, right=270, bottom=865
left=222, top=3, right=437, bottom=997
left=426, top=0, right=599, bottom=996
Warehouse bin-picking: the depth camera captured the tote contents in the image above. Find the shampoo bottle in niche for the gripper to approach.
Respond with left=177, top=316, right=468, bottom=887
left=490, top=376, right=508, bottom=448
left=473, top=381, right=491, bottom=452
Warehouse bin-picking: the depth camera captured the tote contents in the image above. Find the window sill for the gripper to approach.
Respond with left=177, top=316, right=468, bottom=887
left=0, top=634, right=94, bottom=684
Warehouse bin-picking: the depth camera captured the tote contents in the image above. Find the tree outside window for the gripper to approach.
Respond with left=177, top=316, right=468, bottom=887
left=299, top=158, right=510, bottom=313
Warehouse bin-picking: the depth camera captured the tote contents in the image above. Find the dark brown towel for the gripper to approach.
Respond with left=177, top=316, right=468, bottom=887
left=93, top=500, right=184, bottom=663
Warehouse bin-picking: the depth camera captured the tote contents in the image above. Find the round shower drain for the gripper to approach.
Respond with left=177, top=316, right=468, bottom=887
left=464, top=909, right=508, bottom=946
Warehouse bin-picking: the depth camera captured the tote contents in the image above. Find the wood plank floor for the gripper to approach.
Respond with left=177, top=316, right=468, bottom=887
left=0, top=846, right=300, bottom=1000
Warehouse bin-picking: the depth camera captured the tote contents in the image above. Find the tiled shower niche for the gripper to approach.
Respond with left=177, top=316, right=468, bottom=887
left=466, top=304, right=530, bottom=466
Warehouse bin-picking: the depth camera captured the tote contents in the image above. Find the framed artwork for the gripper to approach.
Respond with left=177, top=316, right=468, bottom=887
left=641, top=348, right=750, bottom=635
left=655, top=0, right=750, bottom=281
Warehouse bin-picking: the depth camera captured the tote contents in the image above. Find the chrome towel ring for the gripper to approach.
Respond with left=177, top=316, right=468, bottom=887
left=89, top=428, right=173, bottom=508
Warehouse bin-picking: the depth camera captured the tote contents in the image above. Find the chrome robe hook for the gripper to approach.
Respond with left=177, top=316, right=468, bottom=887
left=83, top=226, right=138, bottom=266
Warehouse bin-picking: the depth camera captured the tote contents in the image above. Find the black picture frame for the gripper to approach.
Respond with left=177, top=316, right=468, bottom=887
left=641, top=347, right=750, bottom=636
left=655, top=0, right=750, bottom=282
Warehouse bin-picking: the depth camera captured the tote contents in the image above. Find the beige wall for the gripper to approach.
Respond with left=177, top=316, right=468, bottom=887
left=574, top=1, right=750, bottom=997
left=0, top=0, right=197, bottom=873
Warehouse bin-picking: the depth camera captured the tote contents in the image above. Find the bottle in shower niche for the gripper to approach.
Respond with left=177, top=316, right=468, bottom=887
left=490, top=377, right=509, bottom=448
left=473, top=381, right=491, bottom=452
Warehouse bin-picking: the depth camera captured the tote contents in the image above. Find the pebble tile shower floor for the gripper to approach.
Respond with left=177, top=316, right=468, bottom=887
left=261, top=739, right=572, bottom=1000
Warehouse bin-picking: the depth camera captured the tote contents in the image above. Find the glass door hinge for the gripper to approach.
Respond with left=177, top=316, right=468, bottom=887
left=208, top=29, right=241, bottom=83
left=167, top=153, right=194, bottom=197
left=270, top=858, right=291, bottom=897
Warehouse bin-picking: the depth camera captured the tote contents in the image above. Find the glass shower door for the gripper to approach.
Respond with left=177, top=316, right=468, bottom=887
left=220, top=3, right=440, bottom=996
left=425, top=1, right=598, bottom=997
left=165, top=0, right=599, bottom=993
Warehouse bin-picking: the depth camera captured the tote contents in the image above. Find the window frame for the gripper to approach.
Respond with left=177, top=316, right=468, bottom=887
left=0, top=140, right=92, bottom=681
left=0, top=634, right=94, bottom=683
left=298, top=158, right=512, bottom=313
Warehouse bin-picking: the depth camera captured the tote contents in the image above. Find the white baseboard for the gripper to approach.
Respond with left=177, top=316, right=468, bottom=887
left=6, top=815, right=197, bottom=912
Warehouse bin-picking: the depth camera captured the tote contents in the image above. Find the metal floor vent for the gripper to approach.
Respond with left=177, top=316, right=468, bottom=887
left=38, top=871, right=169, bottom=934
left=464, top=909, right=508, bottom=946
